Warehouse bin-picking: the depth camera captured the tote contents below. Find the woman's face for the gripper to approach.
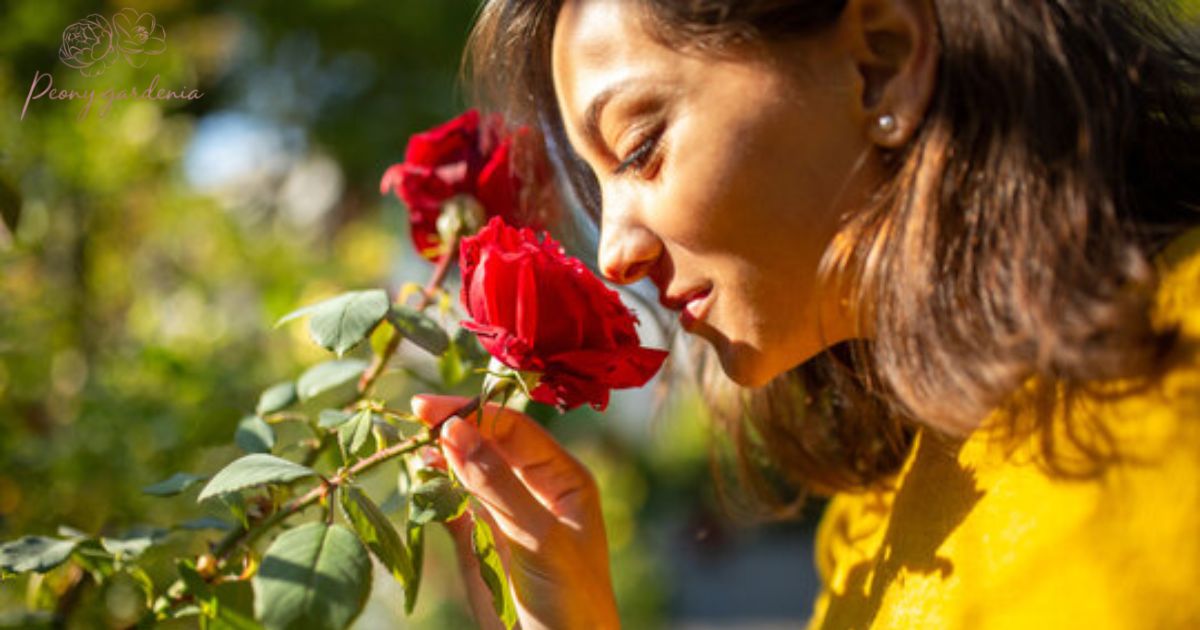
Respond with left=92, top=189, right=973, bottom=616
left=551, top=0, right=884, bottom=387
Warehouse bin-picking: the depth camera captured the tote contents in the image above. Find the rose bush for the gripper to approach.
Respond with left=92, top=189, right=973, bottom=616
left=59, top=14, right=117, bottom=77
left=459, top=217, right=669, bottom=411
left=380, top=110, right=531, bottom=260
left=113, top=8, right=167, bottom=67
left=0, top=107, right=668, bottom=629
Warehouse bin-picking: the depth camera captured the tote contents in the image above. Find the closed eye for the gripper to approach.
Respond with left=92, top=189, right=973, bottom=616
left=613, top=131, right=661, bottom=176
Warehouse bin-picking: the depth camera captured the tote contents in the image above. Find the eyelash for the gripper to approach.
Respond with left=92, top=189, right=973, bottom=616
left=613, top=130, right=661, bottom=176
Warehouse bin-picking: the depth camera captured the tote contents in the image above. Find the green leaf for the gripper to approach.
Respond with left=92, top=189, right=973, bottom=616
left=100, top=527, right=168, bottom=560
left=56, top=525, right=88, bottom=539
left=70, top=539, right=115, bottom=580
left=235, top=415, right=276, bottom=454
left=143, top=472, right=208, bottom=497
left=437, top=340, right=466, bottom=387
left=368, top=318, right=396, bottom=359
left=388, top=306, right=450, bottom=356
left=317, top=409, right=353, bottom=429
left=0, top=536, right=78, bottom=574
left=177, top=559, right=213, bottom=602
left=472, top=517, right=517, bottom=629
left=408, top=474, right=469, bottom=526
left=277, top=290, right=390, bottom=357
left=404, top=520, right=424, bottom=615
left=177, top=517, right=234, bottom=532
left=339, top=486, right=415, bottom=592
left=223, top=494, right=250, bottom=529
left=256, top=382, right=298, bottom=416
left=337, top=410, right=373, bottom=458
left=197, top=455, right=315, bottom=503
left=207, top=580, right=261, bottom=630
left=253, top=522, right=371, bottom=630
left=453, top=326, right=489, bottom=362
left=296, top=359, right=367, bottom=404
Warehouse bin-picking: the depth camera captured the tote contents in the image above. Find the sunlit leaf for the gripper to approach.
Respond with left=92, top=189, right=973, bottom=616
left=277, top=290, right=390, bottom=357
left=0, top=536, right=78, bottom=574
left=235, top=415, right=276, bottom=454
left=472, top=517, right=517, bottom=629
left=388, top=306, right=450, bottom=356
left=368, top=319, right=395, bottom=359
left=71, top=539, right=115, bottom=580
left=253, top=522, right=371, bottom=630
left=56, top=525, right=88, bottom=539
left=404, top=520, right=424, bottom=615
left=317, top=409, right=353, bottom=429
left=438, top=341, right=466, bottom=387
left=337, top=410, right=373, bottom=458
left=143, top=473, right=209, bottom=497
left=296, top=359, right=367, bottom=403
left=255, top=382, right=298, bottom=416
left=197, top=455, right=315, bottom=503
left=339, top=486, right=415, bottom=592
left=409, top=474, right=468, bottom=525
left=100, top=527, right=169, bottom=560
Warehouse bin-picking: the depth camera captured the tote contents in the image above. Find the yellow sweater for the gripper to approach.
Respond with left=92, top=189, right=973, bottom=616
left=809, top=229, right=1200, bottom=630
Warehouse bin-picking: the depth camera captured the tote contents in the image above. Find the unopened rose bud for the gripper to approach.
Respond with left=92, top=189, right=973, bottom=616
left=436, top=194, right=487, bottom=247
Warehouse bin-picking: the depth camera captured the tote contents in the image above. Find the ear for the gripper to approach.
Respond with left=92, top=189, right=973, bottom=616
left=841, top=0, right=939, bottom=148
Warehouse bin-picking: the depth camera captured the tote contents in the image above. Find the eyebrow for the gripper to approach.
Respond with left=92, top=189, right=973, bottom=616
left=581, top=79, right=633, bottom=153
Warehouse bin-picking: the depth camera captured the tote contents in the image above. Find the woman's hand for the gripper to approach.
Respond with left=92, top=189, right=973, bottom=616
left=411, top=394, right=620, bottom=630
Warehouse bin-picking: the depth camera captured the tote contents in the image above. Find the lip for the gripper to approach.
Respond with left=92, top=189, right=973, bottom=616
left=660, top=284, right=710, bottom=310
left=676, top=287, right=713, bottom=332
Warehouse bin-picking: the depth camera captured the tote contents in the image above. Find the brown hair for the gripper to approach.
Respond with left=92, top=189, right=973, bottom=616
left=466, top=0, right=1200, bottom=516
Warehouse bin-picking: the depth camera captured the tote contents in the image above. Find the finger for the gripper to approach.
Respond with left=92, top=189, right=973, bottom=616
left=441, top=416, right=552, bottom=551
left=410, top=394, right=474, bottom=429
left=415, top=394, right=597, bottom=522
left=419, top=446, right=447, bottom=471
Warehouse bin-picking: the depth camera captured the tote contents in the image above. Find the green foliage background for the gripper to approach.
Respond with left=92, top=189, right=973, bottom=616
left=0, top=1, right=719, bottom=627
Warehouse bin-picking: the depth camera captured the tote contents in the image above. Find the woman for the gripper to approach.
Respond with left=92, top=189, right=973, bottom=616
left=412, top=0, right=1200, bottom=627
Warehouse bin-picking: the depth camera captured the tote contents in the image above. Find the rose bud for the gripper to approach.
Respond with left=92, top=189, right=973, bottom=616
left=459, top=217, right=669, bottom=411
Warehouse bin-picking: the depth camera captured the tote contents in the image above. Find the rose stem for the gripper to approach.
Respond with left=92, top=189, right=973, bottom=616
left=358, top=234, right=460, bottom=394
left=211, top=394, right=481, bottom=563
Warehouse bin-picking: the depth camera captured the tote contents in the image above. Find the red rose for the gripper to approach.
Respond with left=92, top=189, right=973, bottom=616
left=380, top=110, right=528, bottom=260
left=458, top=217, right=669, bottom=411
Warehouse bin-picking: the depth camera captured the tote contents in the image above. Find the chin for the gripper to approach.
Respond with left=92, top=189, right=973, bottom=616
left=714, top=335, right=831, bottom=389
left=714, top=342, right=778, bottom=389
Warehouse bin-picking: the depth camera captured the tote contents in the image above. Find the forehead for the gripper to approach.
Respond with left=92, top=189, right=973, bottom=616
left=551, top=0, right=656, bottom=123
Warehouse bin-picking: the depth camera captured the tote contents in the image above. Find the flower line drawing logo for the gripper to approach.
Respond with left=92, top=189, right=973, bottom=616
left=59, top=9, right=166, bottom=77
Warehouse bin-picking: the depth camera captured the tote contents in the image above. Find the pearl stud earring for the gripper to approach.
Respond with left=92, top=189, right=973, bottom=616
left=877, top=114, right=897, bottom=134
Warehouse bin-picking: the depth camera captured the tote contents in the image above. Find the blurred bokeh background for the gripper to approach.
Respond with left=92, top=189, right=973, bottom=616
left=0, top=1, right=823, bottom=628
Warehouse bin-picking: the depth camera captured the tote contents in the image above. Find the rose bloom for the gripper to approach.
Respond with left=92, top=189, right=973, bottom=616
left=459, top=217, right=668, bottom=411
left=381, top=109, right=531, bottom=261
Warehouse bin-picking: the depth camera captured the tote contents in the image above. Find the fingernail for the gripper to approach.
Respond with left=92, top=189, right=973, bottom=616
left=441, top=416, right=481, bottom=456
left=420, top=446, right=447, bottom=470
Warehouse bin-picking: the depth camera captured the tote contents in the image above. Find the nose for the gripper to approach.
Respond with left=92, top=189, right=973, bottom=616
left=597, top=200, right=662, bottom=285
